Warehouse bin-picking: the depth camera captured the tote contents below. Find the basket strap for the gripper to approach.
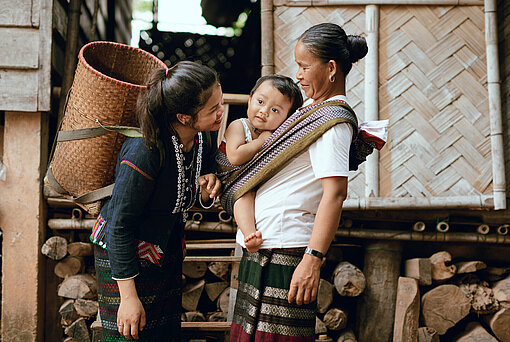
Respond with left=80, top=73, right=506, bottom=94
left=57, top=125, right=143, bottom=142
left=73, top=184, right=115, bottom=204
left=46, top=166, right=70, bottom=195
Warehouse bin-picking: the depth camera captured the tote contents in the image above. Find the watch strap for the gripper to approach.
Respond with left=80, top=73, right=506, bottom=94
left=305, top=247, right=324, bottom=259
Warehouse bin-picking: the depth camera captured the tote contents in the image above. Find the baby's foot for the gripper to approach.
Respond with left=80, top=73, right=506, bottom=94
left=245, top=231, right=263, bottom=253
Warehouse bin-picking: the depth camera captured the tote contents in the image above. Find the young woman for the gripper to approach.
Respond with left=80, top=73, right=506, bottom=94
left=91, top=61, right=223, bottom=341
left=229, top=23, right=368, bottom=341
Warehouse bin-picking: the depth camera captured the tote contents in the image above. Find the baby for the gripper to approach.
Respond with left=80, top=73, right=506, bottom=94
left=221, top=74, right=303, bottom=252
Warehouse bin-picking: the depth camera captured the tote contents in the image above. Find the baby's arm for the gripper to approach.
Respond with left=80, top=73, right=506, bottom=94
left=234, top=191, right=263, bottom=253
left=224, top=121, right=271, bottom=166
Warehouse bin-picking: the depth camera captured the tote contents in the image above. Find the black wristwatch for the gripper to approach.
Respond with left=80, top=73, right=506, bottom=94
left=305, top=247, right=324, bottom=259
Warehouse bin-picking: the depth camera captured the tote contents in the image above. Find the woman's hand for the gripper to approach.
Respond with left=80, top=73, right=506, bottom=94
left=198, top=173, right=222, bottom=200
left=288, top=253, right=322, bottom=305
left=117, top=279, right=146, bottom=340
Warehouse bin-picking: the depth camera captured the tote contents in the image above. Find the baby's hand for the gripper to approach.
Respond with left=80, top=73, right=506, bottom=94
left=257, top=131, right=272, bottom=142
left=244, top=231, right=263, bottom=253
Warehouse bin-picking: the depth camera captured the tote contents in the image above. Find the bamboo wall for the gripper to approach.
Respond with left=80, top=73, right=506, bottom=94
left=500, top=0, right=510, bottom=200
left=272, top=2, right=505, bottom=211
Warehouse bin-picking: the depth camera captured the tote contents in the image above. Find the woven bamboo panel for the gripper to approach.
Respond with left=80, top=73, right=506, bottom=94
left=274, top=6, right=368, bottom=198
left=379, top=5, right=489, bottom=198
left=274, top=5, right=490, bottom=200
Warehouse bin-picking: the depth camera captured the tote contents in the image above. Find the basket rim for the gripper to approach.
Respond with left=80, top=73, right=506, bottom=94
left=78, top=41, right=167, bottom=90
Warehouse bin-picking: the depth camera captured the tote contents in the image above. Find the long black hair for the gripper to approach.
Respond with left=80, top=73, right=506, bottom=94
left=298, top=23, right=368, bottom=76
left=136, top=61, right=220, bottom=149
left=250, top=74, right=303, bottom=117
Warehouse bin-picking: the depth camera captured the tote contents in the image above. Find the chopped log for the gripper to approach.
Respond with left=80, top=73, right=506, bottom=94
left=41, top=236, right=68, bottom=260
left=483, top=266, right=510, bottom=281
left=323, top=308, right=347, bottom=331
left=217, top=287, right=231, bottom=312
left=208, top=261, right=230, bottom=280
left=317, top=279, right=334, bottom=314
left=393, top=277, right=419, bottom=342
left=64, top=317, right=90, bottom=342
left=54, top=256, right=84, bottom=278
left=207, top=311, right=228, bottom=322
left=315, top=316, right=327, bottom=334
left=90, top=320, right=102, bottom=342
left=332, top=261, right=366, bottom=297
left=454, top=322, right=498, bottom=341
left=459, top=282, right=498, bottom=314
left=58, top=274, right=97, bottom=299
left=429, top=251, right=456, bottom=281
left=182, top=311, right=206, bottom=322
left=205, top=281, right=228, bottom=301
left=417, top=327, right=439, bottom=342
left=59, top=299, right=79, bottom=325
left=67, top=242, right=94, bottom=257
left=337, top=329, right=357, bottom=342
left=455, top=261, right=487, bottom=274
left=492, top=275, right=510, bottom=303
left=405, top=258, right=432, bottom=286
left=486, top=307, right=510, bottom=342
left=183, top=261, right=207, bottom=279
left=421, top=284, right=471, bottom=335
left=74, top=299, right=99, bottom=318
left=357, top=241, right=402, bottom=342
left=182, top=279, right=205, bottom=312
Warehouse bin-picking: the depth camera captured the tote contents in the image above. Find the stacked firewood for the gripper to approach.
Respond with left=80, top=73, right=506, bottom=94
left=181, top=260, right=232, bottom=323
left=395, top=250, right=510, bottom=341
left=41, top=236, right=100, bottom=342
left=315, top=247, right=366, bottom=342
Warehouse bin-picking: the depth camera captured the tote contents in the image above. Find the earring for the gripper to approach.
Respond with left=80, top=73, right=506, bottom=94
left=329, top=75, right=336, bottom=83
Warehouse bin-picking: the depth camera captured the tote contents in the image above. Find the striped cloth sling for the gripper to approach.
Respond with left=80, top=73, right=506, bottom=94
left=217, top=99, right=359, bottom=215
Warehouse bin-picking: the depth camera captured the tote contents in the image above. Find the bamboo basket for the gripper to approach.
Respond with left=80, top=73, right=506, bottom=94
left=47, top=41, right=166, bottom=216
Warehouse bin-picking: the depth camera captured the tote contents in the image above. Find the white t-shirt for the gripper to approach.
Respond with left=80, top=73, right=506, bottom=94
left=236, top=95, right=353, bottom=248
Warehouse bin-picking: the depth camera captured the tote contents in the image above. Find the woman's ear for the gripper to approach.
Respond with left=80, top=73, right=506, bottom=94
left=328, top=60, right=338, bottom=76
left=176, top=113, right=191, bottom=126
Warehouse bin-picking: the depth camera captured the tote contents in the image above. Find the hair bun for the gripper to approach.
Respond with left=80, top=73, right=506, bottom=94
left=347, top=35, right=368, bottom=63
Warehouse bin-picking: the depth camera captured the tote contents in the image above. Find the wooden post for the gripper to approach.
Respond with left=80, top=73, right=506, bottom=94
left=364, top=4, right=380, bottom=198
left=356, top=241, right=402, bottom=342
left=484, top=0, right=506, bottom=210
left=261, top=0, right=274, bottom=76
left=0, top=112, right=48, bottom=342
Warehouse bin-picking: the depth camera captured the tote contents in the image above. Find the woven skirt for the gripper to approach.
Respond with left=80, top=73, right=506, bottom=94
left=231, top=248, right=316, bottom=342
left=94, top=245, right=182, bottom=342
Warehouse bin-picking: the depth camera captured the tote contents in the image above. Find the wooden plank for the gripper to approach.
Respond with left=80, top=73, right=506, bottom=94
left=31, top=0, right=40, bottom=27
left=0, top=70, right=38, bottom=111
left=184, top=256, right=241, bottom=262
left=0, top=0, right=33, bottom=26
left=0, top=27, right=39, bottom=69
left=53, top=0, right=67, bottom=40
left=181, top=322, right=231, bottom=331
left=38, top=0, right=52, bottom=111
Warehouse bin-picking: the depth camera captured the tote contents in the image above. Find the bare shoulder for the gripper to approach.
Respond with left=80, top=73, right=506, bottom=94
left=224, top=119, right=245, bottom=140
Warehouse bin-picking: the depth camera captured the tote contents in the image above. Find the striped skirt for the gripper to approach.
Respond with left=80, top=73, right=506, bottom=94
left=231, top=248, right=316, bottom=341
left=94, top=246, right=182, bottom=342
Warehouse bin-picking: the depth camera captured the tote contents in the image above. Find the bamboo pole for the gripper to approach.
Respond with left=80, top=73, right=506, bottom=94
left=274, top=0, right=483, bottom=5
left=48, top=219, right=237, bottom=233
left=484, top=0, right=506, bottom=210
left=364, top=5, right=380, bottom=197
left=261, top=0, right=275, bottom=76
left=335, top=228, right=510, bottom=244
left=342, top=195, right=494, bottom=210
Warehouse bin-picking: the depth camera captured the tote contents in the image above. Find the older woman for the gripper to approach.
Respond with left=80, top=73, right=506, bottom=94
left=229, top=23, right=368, bottom=341
left=91, top=61, right=223, bottom=341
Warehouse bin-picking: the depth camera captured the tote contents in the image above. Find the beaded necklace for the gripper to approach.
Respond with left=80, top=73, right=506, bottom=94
left=170, top=131, right=203, bottom=221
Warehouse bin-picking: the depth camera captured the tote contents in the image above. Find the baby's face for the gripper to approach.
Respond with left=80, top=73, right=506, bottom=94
left=247, top=80, right=293, bottom=132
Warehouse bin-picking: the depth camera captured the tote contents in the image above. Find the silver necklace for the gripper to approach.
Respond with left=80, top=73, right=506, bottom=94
left=171, top=132, right=203, bottom=221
